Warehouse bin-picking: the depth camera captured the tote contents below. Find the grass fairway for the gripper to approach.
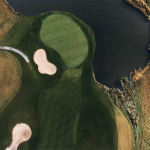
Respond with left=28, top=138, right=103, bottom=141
left=75, top=86, right=118, bottom=150
left=86, top=81, right=118, bottom=149
left=40, top=12, right=89, bottom=67
left=37, top=67, right=83, bottom=149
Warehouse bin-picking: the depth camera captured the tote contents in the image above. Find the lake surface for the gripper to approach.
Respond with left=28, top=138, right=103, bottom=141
left=7, top=0, right=150, bottom=89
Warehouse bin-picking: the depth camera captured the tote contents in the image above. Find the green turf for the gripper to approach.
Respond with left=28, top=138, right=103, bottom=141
left=75, top=82, right=118, bottom=150
left=37, top=66, right=83, bottom=149
left=40, top=12, right=89, bottom=67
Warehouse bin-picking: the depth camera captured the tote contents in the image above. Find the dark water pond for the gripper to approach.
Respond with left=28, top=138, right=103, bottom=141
left=7, top=0, right=150, bottom=89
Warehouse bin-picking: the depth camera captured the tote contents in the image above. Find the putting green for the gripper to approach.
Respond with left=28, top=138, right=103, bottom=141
left=40, top=13, right=89, bottom=67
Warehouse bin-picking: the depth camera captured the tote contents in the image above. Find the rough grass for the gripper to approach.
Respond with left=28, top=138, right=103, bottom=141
left=114, top=105, right=134, bottom=150
left=0, top=0, right=15, bottom=25
left=0, top=16, right=35, bottom=47
left=0, top=16, right=18, bottom=42
left=131, top=64, right=150, bottom=150
left=0, top=0, right=20, bottom=42
left=0, top=51, right=22, bottom=114
left=40, top=12, right=89, bottom=68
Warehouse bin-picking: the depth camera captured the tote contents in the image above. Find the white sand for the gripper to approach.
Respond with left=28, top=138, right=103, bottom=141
left=33, top=49, right=57, bottom=75
left=5, top=123, right=32, bottom=150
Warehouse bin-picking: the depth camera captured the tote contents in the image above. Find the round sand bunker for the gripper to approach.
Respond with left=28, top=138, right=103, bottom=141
left=33, top=49, right=57, bottom=75
left=5, top=123, right=32, bottom=150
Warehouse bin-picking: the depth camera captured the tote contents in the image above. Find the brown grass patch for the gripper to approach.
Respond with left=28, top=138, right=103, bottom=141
left=0, top=0, right=15, bottom=25
left=0, top=16, right=18, bottom=42
left=114, top=105, right=134, bottom=150
left=0, top=0, right=19, bottom=42
left=0, top=51, right=22, bottom=114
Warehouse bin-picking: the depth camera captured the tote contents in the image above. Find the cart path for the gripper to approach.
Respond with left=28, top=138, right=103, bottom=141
left=0, top=46, right=29, bottom=63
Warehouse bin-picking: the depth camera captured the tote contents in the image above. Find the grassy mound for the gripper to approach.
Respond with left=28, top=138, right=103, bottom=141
left=40, top=12, right=89, bottom=67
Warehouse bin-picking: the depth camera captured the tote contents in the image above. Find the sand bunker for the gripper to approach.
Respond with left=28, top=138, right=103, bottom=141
left=33, top=49, right=57, bottom=75
left=5, top=123, right=32, bottom=150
